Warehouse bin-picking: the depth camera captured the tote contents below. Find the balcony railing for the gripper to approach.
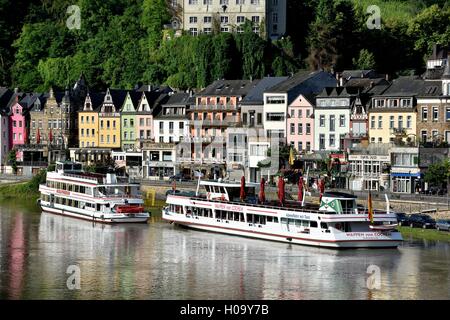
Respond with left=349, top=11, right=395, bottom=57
left=189, top=117, right=241, bottom=127
left=190, top=104, right=238, bottom=111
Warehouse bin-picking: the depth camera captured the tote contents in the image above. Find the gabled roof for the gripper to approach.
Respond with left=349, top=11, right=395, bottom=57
left=197, top=80, right=255, bottom=97
left=317, top=86, right=362, bottom=98
left=241, top=77, right=287, bottom=105
left=83, top=92, right=106, bottom=112
left=418, top=80, right=443, bottom=97
left=107, top=89, right=128, bottom=109
left=0, top=88, right=13, bottom=114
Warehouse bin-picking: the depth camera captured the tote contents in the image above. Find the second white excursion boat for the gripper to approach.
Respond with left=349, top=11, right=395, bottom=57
left=39, top=161, right=150, bottom=223
left=162, top=179, right=403, bottom=249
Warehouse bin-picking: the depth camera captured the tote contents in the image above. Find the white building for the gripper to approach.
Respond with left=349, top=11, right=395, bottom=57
left=263, top=71, right=337, bottom=142
left=142, top=142, right=177, bottom=180
left=314, top=87, right=355, bottom=151
left=174, top=0, right=286, bottom=40
left=153, top=93, right=191, bottom=144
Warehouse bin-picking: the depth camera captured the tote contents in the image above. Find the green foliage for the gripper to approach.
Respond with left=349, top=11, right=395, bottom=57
left=353, top=49, right=376, bottom=69
left=2, top=0, right=449, bottom=90
left=7, top=149, right=17, bottom=174
left=424, top=159, right=450, bottom=187
left=407, top=5, right=450, bottom=54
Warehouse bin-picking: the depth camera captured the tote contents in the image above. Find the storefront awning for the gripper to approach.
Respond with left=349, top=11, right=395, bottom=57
left=391, top=173, right=421, bottom=178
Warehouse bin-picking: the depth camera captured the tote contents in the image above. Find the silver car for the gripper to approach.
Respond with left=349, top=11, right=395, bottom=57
left=436, top=219, right=450, bottom=231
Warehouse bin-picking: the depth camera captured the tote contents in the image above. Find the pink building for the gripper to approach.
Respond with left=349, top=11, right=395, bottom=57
left=9, top=94, right=33, bottom=159
left=286, top=94, right=315, bottom=153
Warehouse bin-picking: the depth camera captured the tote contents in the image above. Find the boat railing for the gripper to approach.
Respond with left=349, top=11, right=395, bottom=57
left=182, top=196, right=387, bottom=216
left=62, top=172, right=101, bottom=183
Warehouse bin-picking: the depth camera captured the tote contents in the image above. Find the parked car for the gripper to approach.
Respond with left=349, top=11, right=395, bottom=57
left=436, top=219, right=450, bottom=231
left=396, top=212, right=410, bottom=226
left=408, top=214, right=436, bottom=229
left=169, top=173, right=191, bottom=182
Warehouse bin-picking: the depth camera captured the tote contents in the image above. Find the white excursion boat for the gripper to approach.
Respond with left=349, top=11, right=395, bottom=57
left=38, top=161, right=150, bottom=223
left=162, top=179, right=403, bottom=248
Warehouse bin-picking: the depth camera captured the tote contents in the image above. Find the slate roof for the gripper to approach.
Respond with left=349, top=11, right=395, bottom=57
left=241, top=77, right=288, bottom=105
left=161, top=92, right=191, bottom=106
left=108, top=89, right=128, bottom=109
left=418, top=80, right=443, bottom=97
left=85, top=92, right=106, bottom=112
left=197, top=80, right=255, bottom=97
left=0, top=88, right=13, bottom=114
left=341, top=70, right=381, bottom=79
left=317, top=86, right=362, bottom=98
left=376, top=76, right=425, bottom=97
left=266, top=71, right=338, bottom=105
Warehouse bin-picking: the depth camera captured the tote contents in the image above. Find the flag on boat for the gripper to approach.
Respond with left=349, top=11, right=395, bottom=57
left=298, top=176, right=304, bottom=202
left=289, top=147, right=295, bottom=166
left=368, top=191, right=374, bottom=224
left=259, top=177, right=266, bottom=203
left=240, top=176, right=246, bottom=201
left=278, top=176, right=285, bottom=206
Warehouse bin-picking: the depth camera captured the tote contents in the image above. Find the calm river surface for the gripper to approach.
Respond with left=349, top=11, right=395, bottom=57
left=0, top=199, right=449, bottom=300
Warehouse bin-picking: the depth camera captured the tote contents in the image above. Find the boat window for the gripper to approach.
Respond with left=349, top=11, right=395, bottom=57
left=302, top=220, right=309, bottom=227
left=281, top=218, right=288, bottom=224
left=267, top=216, right=273, bottom=222
left=320, top=222, right=328, bottom=229
left=310, top=221, right=318, bottom=228
left=234, top=212, right=240, bottom=221
left=295, top=220, right=302, bottom=227
left=274, top=217, right=279, bottom=223
left=240, top=213, right=244, bottom=222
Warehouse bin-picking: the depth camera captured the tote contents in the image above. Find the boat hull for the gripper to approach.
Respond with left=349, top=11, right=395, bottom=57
left=163, top=217, right=402, bottom=249
left=41, top=203, right=149, bottom=224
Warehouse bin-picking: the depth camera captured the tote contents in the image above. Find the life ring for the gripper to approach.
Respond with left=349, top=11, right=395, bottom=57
left=335, top=223, right=342, bottom=230
left=221, top=195, right=225, bottom=201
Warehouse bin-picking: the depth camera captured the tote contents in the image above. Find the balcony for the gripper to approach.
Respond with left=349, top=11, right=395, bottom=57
left=189, top=104, right=238, bottom=111
left=189, top=117, right=241, bottom=127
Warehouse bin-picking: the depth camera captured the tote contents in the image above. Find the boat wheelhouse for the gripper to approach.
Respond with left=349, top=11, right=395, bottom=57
left=38, top=161, right=149, bottom=223
left=163, top=180, right=402, bottom=248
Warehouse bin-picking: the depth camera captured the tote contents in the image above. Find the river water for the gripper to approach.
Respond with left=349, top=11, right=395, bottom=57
left=0, top=200, right=449, bottom=300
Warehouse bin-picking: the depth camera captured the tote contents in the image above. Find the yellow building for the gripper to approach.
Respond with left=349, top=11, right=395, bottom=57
left=369, top=77, right=421, bottom=145
left=368, top=111, right=417, bottom=144
left=97, top=89, right=126, bottom=149
left=78, top=92, right=104, bottom=148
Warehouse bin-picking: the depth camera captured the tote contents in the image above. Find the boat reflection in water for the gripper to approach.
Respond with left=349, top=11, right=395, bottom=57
left=0, top=204, right=449, bottom=299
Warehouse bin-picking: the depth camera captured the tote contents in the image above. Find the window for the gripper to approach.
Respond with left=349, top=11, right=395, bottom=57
left=401, top=99, right=411, bottom=107
left=188, top=0, right=198, bottom=4
left=319, top=134, right=325, bottom=150
left=407, top=116, right=412, bottom=129
left=204, top=16, right=212, bottom=23
left=306, top=109, right=310, bottom=117
left=422, top=107, right=428, bottom=121
left=124, top=119, right=128, bottom=127
left=203, top=28, right=212, bottom=34
left=189, top=16, right=197, bottom=24
left=251, top=16, right=260, bottom=23
left=398, top=116, right=403, bottom=129
left=389, top=116, right=394, bottom=129
left=237, top=16, right=245, bottom=23
left=32, top=120, right=35, bottom=129
left=81, top=116, right=84, bottom=124
left=266, top=96, right=285, bottom=104
left=432, top=130, right=438, bottom=139
left=421, top=130, right=427, bottom=143
left=250, top=0, right=259, bottom=4
left=221, top=16, right=229, bottom=24
left=447, top=107, right=450, bottom=121
left=306, top=142, right=311, bottom=151
left=378, top=137, right=382, bottom=143
left=266, top=113, right=285, bottom=121
left=257, top=113, right=262, bottom=125
left=81, top=129, right=84, bottom=137
left=370, top=116, right=375, bottom=129
left=290, top=123, right=295, bottom=135
left=272, top=12, right=278, bottom=23
left=330, top=134, right=335, bottom=147
left=113, top=120, right=116, bottom=129
left=298, top=141, right=303, bottom=151
left=319, top=115, right=325, bottom=127
left=290, top=109, right=295, bottom=118
left=298, top=123, right=303, bottom=135
left=189, top=28, right=198, bottom=36
left=330, top=115, right=335, bottom=131
left=306, top=123, right=311, bottom=135
left=378, top=116, right=382, bottom=129
left=204, top=0, right=212, bottom=4
left=100, top=120, right=104, bottom=129
left=433, top=107, right=439, bottom=121
left=339, top=115, right=345, bottom=127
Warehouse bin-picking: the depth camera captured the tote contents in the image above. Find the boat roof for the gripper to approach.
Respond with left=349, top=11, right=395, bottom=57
left=200, top=180, right=259, bottom=188
left=323, top=192, right=357, bottom=199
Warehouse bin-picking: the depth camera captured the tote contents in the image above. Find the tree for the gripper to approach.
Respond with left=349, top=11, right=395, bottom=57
left=306, top=0, right=360, bottom=71
left=8, top=149, right=18, bottom=174
left=407, top=5, right=450, bottom=54
left=425, top=159, right=450, bottom=188
left=141, top=0, right=171, bottom=52
left=352, top=49, right=376, bottom=70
